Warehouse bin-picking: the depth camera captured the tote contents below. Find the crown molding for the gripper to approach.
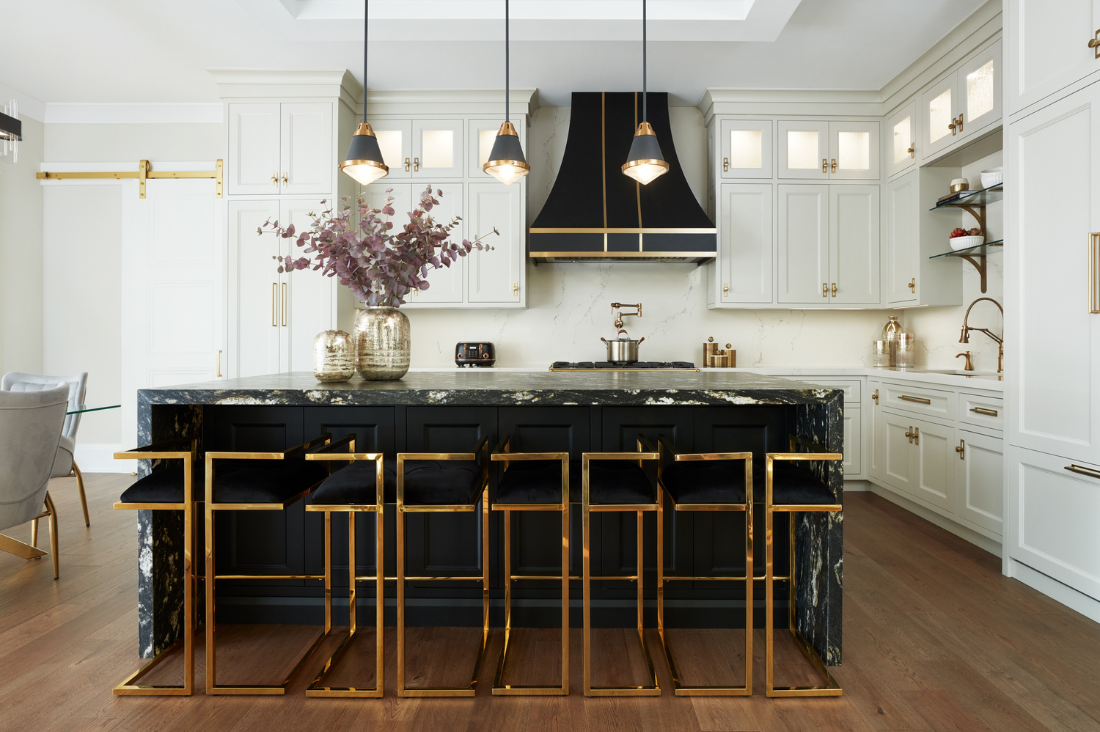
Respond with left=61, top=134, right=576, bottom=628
left=360, top=88, right=539, bottom=117
left=210, top=69, right=361, bottom=109
left=0, top=82, right=46, bottom=122
left=43, top=103, right=223, bottom=125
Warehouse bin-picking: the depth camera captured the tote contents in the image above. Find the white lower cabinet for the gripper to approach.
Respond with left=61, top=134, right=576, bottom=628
left=881, top=409, right=919, bottom=495
left=911, top=417, right=956, bottom=512
left=955, top=429, right=1003, bottom=535
left=1006, top=446, right=1100, bottom=601
left=841, top=410, right=861, bottom=477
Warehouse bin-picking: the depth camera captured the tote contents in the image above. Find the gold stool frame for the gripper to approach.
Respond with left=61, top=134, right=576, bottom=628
left=655, top=436, right=754, bottom=696
left=303, top=435, right=385, bottom=698
left=204, top=434, right=333, bottom=696
left=581, top=439, right=661, bottom=697
left=765, top=435, right=843, bottom=698
left=489, top=438, right=569, bottom=696
left=396, top=436, right=491, bottom=698
left=111, top=437, right=199, bottom=695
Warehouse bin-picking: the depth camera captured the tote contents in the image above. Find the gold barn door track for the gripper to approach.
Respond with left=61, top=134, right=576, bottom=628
left=37, top=159, right=223, bottom=199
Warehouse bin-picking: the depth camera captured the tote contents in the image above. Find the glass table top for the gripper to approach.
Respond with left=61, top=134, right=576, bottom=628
left=67, top=404, right=121, bottom=415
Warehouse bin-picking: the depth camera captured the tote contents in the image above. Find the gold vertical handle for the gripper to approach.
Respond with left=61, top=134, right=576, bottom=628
left=905, top=427, right=913, bottom=444
left=723, top=157, right=729, bottom=172
left=872, top=389, right=879, bottom=404
left=822, top=283, right=828, bottom=298
left=512, top=281, right=519, bottom=296
left=831, top=159, right=837, bottom=173
left=831, top=283, right=838, bottom=296
left=908, top=278, right=916, bottom=292
left=282, top=282, right=287, bottom=326
left=822, top=159, right=828, bottom=173
left=949, top=119, right=957, bottom=136
left=272, top=283, right=277, bottom=326
left=908, top=143, right=915, bottom=159
left=1090, top=233, right=1100, bottom=314
left=913, top=427, right=920, bottom=445
left=216, top=350, right=222, bottom=378
left=957, top=113, right=964, bottom=133
left=413, top=157, right=419, bottom=172
left=281, top=173, right=288, bottom=188
left=1091, top=30, right=1100, bottom=58
left=271, top=174, right=278, bottom=188
left=723, top=283, right=729, bottom=296
left=956, top=440, right=965, bottom=460
left=404, top=157, right=411, bottom=172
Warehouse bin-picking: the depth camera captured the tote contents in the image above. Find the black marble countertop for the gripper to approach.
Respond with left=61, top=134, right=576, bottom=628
left=140, top=371, right=841, bottom=408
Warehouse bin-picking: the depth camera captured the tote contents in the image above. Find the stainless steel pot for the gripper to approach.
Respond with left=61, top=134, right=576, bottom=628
left=601, top=335, right=645, bottom=364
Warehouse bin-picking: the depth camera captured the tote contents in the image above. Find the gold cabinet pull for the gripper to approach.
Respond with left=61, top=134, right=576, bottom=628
left=970, top=406, right=998, bottom=417
left=907, top=143, right=915, bottom=159
left=413, top=157, right=420, bottom=172
left=872, top=389, right=879, bottom=404
left=822, top=283, right=828, bottom=298
left=908, top=278, right=916, bottom=292
left=957, top=113, right=964, bottom=133
left=905, top=427, right=914, bottom=443
left=831, top=283, right=838, bottom=296
left=282, top=282, right=288, bottom=326
left=216, top=350, right=223, bottom=378
left=271, top=174, right=278, bottom=188
left=512, top=281, right=519, bottom=296
left=822, top=158, right=828, bottom=173
left=272, top=283, right=277, bottom=326
left=948, top=118, right=957, bottom=136
left=1091, top=30, right=1100, bottom=58
left=956, top=440, right=965, bottom=460
left=281, top=173, right=288, bottom=188
left=1066, top=464, right=1100, bottom=479
left=899, top=395, right=932, bottom=405
left=723, top=157, right=729, bottom=172
left=723, top=282, right=730, bottom=296
left=1090, top=233, right=1100, bottom=314
left=912, top=427, right=920, bottom=445
left=831, top=159, right=837, bottom=173
left=404, top=157, right=411, bottom=172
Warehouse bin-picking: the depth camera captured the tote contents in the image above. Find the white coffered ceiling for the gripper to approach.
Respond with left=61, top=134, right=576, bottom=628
left=0, top=0, right=989, bottom=111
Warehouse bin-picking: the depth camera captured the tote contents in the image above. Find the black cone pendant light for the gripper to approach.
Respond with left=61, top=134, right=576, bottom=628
left=340, top=0, right=388, bottom=185
left=483, top=0, right=530, bottom=185
left=622, top=0, right=668, bottom=185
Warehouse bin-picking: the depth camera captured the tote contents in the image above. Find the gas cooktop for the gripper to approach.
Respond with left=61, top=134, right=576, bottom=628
left=550, top=361, right=699, bottom=372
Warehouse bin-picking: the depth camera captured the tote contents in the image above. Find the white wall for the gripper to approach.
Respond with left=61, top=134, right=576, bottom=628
left=0, top=115, right=44, bottom=375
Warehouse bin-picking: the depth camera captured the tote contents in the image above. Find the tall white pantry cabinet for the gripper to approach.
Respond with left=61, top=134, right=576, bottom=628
left=1004, top=1, right=1100, bottom=617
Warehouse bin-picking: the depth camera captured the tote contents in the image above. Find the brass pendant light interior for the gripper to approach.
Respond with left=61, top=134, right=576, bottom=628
left=340, top=0, right=389, bottom=185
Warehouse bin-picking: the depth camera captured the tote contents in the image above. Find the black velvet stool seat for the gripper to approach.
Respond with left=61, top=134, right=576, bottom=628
left=203, top=433, right=333, bottom=696
left=395, top=436, right=490, bottom=698
left=489, top=439, right=574, bottom=696
left=112, top=438, right=201, bottom=696
left=301, top=435, right=386, bottom=698
left=764, top=436, right=843, bottom=698
left=580, top=438, right=662, bottom=697
left=655, top=436, right=755, bottom=696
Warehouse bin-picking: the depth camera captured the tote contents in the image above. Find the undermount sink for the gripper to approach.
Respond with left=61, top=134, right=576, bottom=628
left=916, top=369, right=1003, bottom=380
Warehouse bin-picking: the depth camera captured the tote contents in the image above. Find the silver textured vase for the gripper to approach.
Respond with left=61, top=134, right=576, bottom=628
left=313, top=330, right=356, bottom=383
left=353, top=306, right=410, bottom=380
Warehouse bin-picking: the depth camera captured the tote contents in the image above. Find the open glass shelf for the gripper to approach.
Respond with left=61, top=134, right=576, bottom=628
left=929, top=183, right=1003, bottom=210
left=930, top=239, right=1003, bottom=259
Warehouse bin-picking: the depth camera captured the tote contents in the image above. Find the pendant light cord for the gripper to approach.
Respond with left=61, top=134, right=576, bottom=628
left=363, top=0, right=369, bottom=122
left=642, top=0, right=647, bottom=123
left=505, top=0, right=510, bottom=124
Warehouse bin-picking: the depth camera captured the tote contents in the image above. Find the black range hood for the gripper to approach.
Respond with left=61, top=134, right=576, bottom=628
left=530, top=92, right=716, bottom=263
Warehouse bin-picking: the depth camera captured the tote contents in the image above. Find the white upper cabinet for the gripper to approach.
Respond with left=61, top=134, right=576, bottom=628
left=719, top=184, right=773, bottom=303
left=778, top=185, right=830, bottom=303
left=829, top=122, right=880, bottom=180
left=922, top=73, right=959, bottom=160
left=404, top=183, right=465, bottom=305
left=227, top=200, right=282, bottom=378
left=779, top=120, right=879, bottom=179
left=1007, top=85, right=1100, bottom=463
left=280, top=199, right=335, bottom=371
left=228, top=102, right=334, bottom=196
left=719, top=120, right=773, bottom=179
left=281, top=103, right=333, bottom=195
left=886, top=101, right=918, bottom=178
left=886, top=171, right=919, bottom=305
left=467, top=182, right=524, bottom=304
left=830, top=185, right=880, bottom=304
left=412, top=120, right=464, bottom=179
left=778, top=121, right=829, bottom=180
left=959, top=40, right=1002, bottom=138
left=370, top=119, right=413, bottom=179
left=228, top=104, right=282, bottom=195
left=1006, top=0, right=1100, bottom=116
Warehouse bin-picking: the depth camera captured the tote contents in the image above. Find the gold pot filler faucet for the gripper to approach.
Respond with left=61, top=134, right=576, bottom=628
left=611, top=302, right=642, bottom=331
left=958, top=297, right=1004, bottom=373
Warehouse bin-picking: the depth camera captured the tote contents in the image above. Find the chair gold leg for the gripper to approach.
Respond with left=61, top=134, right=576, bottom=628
left=46, top=492, right=59, bottom=580
left=0, top=532, right=47, bottom=560
left=73, top=461, right=90, bottom=527
left=30, top=517, right=38, bottom=548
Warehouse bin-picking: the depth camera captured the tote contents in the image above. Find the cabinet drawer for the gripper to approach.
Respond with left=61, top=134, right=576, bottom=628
left=882, top=382, right=955, bottom=419
left=958, top=392, right=1004, bottom=431
left=800, top=378, right=861, bottom=406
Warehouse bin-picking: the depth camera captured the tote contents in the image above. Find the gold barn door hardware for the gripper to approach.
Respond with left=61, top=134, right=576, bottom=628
left=37, top=159, right=224, bottom=199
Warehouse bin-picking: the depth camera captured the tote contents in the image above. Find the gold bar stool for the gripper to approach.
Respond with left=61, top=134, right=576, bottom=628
left=765, top=435, right=843, bottom=698
left=655, top=436, right=753, bottom=696
left=490, top=437, right=571, bottom=696
left=303, top=435, right=386, bottom=698
left=204, top=434, right=332, bottom=695
left=581, top=438, right=661, bottom=697
left=396, top=436, right=490, bottom=698
left=112, top=437, right=199, bottom=695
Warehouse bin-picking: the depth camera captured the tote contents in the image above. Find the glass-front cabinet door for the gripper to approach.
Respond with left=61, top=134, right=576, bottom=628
left=778, top=121, right=829, bottom=179
left=922, top=73, right=959, bottom=160
left=412, top=120, right=464, bottom=179
left=719, top=119, right=772, bottom=179
left=828, top=121, right=880, bottom=180
left=958, top=40, right=1002, bottom=138
left=369, top=119, right=413, bottom=179
left=886, top=101, right=918, bottom=178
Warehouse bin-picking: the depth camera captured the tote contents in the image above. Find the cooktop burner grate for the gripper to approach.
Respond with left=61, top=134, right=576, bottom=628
left=550, top=361, right=698, bottom=371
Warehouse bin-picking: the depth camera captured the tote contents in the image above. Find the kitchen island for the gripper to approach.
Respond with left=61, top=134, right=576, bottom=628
left=135, top=370, right=844, bottom=666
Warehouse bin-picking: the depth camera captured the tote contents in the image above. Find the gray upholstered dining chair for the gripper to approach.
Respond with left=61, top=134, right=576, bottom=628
left=0, top=385, right=69, bottom=579
left=1, top=372, right=90, bottom=530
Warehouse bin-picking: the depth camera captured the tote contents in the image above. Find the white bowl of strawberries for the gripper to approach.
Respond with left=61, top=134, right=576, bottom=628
left=949, top=227, right=984, bottom=251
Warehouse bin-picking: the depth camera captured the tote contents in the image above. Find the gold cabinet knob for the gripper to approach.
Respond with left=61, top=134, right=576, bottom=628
left=948, top=119, right=957, bottom=135
left=723, top=282, right=729, bottom=296
left=1091, top=30, right=1100, bottom=57
left=512, top=281, right=519, bottom=296
left=822, top=159, right=828, bottom=173
left=822, top=283, right=828, bottom=298
left=831, top=159, right=837, bottom=173
left=281, top=173, right=288, bottom=187
left=907, top=143, right=915, bottom=158
left=956, top=113, right=964, bottom=133
left=956, top=440, right=966, bottom=459
left=872, top=389, right=879, bottom=404
left=831, top=283, right=838, bottom=296
left=723, top=157, right=729, bottom=172
left=271, top=173, right=278, bottom=188
left=908, top=277, right=916, bottom=292
left=413, top=157, right=420, bottom=172
left=405, top=158, right=411, bottom=172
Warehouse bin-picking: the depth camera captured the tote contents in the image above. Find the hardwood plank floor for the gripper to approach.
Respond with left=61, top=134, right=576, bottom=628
left=2, top=474, right=1099, bottom=731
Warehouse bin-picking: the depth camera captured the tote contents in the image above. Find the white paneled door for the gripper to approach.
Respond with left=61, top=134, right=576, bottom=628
left=887, top=171, right=919, bottom=304
left=720, top=184, right=772, bottom=303
left=830, top=185, right=880, bottom=304
left=407, top=183, right=464, bottom=305
left=121, top=179, right=224, bottom=444
left=467, top=182, right=523, bottom=304
left=228, top=200, right=281, bottom=378
left=1006, top=0, right=1100, bottom=116
left=281, top=103, right=333, bottom=195
left=280, top=200, right=336, bottom=371
left=228, top=103, right=281, bottom=194
left=777, top=185, right=829, bottom=304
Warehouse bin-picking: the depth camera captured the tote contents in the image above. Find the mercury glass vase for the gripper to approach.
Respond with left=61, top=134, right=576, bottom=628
left=313, top=330, right=356, bottom=383
left=353, top=306, right=411, bottom=381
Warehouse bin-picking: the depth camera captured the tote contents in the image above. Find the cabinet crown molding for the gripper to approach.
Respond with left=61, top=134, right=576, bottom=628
left=211, top=69, right=361, bottom=108
left=360, top=88, right=539, bottom=118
